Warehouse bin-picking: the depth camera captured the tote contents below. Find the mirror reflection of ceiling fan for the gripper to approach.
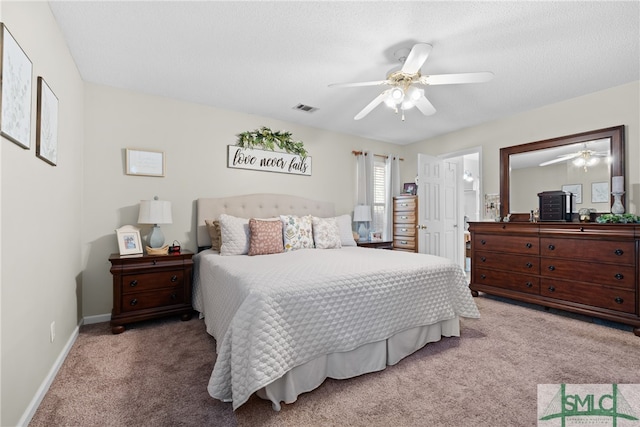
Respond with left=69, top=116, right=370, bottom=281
left=329, top=43, right=494, bottom=121
left=539, top=144, right=609, bottom=172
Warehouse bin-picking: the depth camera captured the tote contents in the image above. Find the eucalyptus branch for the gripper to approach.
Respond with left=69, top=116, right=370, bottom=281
left=236, top=127, right=308, bottom=157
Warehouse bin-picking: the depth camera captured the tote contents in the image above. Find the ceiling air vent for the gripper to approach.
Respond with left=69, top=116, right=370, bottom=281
left=293, top=103, right=318, bottom=113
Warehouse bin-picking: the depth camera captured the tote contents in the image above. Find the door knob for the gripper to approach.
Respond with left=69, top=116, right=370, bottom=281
left=417, top=224, right=428, bottom=229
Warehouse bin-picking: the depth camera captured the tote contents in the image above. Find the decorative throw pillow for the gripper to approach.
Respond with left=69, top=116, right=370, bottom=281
left=312, top=217, right=342, bottom=249
left=334, top=214, right=357, bottom=246
left=204, top=219, right=222, bottom=251
left=248, top=218, right=284, bottom=256
left=280, top=215, right=314, bottom=251
left=219, top=214, right=250, bottom=256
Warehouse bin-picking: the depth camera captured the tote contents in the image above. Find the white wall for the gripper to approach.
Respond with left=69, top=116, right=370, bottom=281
left=81, top=83, right=398, bottom=317
left=401, top=81, right=640, bottom=217
left=1, top=2, right=84, bottom=426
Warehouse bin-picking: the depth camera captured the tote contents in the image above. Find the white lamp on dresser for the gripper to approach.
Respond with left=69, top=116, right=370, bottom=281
left=138, top=196, right=173, bottom=248
left=353, top=205, right=372, bottom=241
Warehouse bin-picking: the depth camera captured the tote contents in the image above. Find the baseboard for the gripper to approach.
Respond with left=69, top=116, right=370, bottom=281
left=17, top=323, right=80, bottom=427
left=83, top=313, right=111, bottom=325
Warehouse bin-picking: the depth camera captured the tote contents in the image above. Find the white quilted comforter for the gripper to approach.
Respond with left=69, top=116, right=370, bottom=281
left=193, top=247, right=479, bottom=410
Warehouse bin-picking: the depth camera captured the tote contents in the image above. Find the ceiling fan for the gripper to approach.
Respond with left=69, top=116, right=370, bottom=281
left=539, top=144, right=609, bottom=171
left=328, top=43, right=494, bottom=121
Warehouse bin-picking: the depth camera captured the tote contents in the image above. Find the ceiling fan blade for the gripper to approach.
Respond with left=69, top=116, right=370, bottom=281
left=354, top=90, right=389, bottom=120
left=419, top=72, right=494, bottom=86
left=414, top=95, right=436, bottom=116
left=539, top=153, right=581, bottom=167
left=401, top=43, right=432, bottom=74
left=328, top=80, right=389, bottom=88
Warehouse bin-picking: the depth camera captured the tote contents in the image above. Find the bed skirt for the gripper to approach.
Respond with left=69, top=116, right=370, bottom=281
left=256, top=317, right=460, bottom=410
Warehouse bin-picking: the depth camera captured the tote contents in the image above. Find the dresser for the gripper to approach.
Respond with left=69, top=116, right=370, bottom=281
left=469, top=222, right=640, bottom=336
left=109, top=251, right=194, bottom=334
left=393, top=195, right=418, bottom=252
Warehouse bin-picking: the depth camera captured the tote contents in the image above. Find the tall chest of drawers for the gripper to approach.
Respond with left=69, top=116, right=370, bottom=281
left=469, top=222, right=640, bottom=336
left=109, top=251, right=194, bottom=334
left=393, top=195, right=418, bottom=252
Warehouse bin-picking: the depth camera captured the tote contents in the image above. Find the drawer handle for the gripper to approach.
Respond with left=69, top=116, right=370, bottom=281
left=129, top=298, right=138, bottom=306
left=525, top=282, right=533, bottom=288
left=401, top=228, right=408, bottom=232
left=548, top=286, right=555, bottom=292
left=401, top=203, right=408, bottom=207
left=129, top=280, right=138, bottom=287
left=401, top=216, right=408, bottom=219
left=170, top=293, right=177, bottom=300
left=615, top=297, right=624, bottom=304
left=615, top=273, right=624, bottom=280
left=548, top=244, right=555, bottom=250
left=170, top=275, right=178, bottom=282
left=400, top=241, right=408, bottom=245
left=526, top=243, right=532, bottom=249
left=614, top=249, right=624, bottom=256
left=152, top=260, right=157, bottom=265
left=480, top=256, right=486, bottom=262
left=548, top=265, right=555, bottom=271
left=480, top=274, right=486, bottom=280
left=480, top=239, right=486, bottom=245
left=526, top=262, right=533, bottom=268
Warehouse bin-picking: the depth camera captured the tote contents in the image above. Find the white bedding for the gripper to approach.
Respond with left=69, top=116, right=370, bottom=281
left=193, top=246, right=479, bottom=410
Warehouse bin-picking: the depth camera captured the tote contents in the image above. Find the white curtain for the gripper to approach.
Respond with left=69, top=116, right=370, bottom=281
left=356, top=151, right=374, bottom=206
left=383, top=155, right=401, bottom=240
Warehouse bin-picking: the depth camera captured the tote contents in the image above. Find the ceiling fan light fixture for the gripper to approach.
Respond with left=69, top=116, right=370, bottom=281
left=390, top=87, right=404, bottom=102
left=573, top=157, right=586, bottom=167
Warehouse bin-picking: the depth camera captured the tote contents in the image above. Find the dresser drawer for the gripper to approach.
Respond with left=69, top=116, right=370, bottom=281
left=540, top=279, right=636, bottom=314
left=121, top=271, right=183, bottom=293
left=394, top=225, right=416, bottom=238
left=475, top=234, right=539, bottom=255
left=539, top=258, right=635, bottom=289
left=474, top=268, right=540, bottom=295
left=475, top=251, right=539, bottom=275
left=394, top=213, right=416, bottom=224
left=121, top=288, right=185, bottom=312
left=540, top=238, right=634, bottom=264
left=394, top=197, right=416, bottom=212
left=393, top=237, right=416, bottom=250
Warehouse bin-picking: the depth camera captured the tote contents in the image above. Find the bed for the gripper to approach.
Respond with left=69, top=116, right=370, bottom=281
left=193, top=194, right=480, bottom=411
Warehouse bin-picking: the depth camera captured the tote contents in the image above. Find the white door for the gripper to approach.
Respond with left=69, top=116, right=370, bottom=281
left=417, top=153, right=462, bottom=266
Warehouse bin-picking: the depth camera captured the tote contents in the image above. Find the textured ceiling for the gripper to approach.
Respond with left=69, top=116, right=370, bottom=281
left=48, top=1, right=639, bottom=145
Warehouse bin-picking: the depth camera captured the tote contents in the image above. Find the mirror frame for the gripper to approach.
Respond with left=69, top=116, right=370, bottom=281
left=500, top=125, right=625, bottom=221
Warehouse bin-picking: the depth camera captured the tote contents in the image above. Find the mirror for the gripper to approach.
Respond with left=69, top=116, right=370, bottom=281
left=500, top=125, right=625, bottom=220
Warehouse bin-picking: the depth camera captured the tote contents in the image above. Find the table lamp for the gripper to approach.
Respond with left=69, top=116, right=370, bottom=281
left=137, top=196, right=173, bottom=248
left=353, top=205, right=372, bottom=241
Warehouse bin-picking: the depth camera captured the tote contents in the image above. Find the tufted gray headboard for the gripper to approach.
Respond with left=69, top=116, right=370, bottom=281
left=196, top=193, right=336, bottom=249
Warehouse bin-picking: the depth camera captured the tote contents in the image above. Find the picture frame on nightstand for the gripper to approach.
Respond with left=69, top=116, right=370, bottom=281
left=115, top=225, right=143, bottom=256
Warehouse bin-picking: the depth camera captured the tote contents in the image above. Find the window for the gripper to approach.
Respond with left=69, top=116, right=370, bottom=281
left=371, top=158, right=387, bottom=236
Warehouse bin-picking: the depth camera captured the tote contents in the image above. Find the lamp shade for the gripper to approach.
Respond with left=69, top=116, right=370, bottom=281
left=138, top=198, right=172, bottom=225
left=353, top=205, right=372, bottom=222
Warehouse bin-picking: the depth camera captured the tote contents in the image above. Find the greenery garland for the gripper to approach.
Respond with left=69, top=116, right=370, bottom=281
left=236, top=127, right=308, bottom=157
left=595, top=213, right=640, bottom=223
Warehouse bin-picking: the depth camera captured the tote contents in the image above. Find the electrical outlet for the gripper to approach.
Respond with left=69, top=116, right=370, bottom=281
left=50, top=321, right=55, bottom=343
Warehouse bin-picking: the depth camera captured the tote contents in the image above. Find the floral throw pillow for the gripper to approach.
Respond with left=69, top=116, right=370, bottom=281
left=312, top=217, right=342, bottom=249
left=280, top=215, right=314, bottom=251
left=248, top=219, right=284, bottom=256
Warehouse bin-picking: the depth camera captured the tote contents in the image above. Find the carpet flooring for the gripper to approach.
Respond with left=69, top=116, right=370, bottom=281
left=29, top=295, right=640, bottom=427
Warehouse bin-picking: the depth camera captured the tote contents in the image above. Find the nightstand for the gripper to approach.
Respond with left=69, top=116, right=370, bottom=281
left=356, top=240, right=393, bottom=249
left=109, top=250, right=194, bottom=334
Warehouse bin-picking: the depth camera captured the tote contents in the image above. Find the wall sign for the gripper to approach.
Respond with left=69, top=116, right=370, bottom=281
left=227, top=145, right=312, bottom=176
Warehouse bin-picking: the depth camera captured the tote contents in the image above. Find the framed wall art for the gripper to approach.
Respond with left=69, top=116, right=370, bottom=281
left=126, top=148, right=165, bottom=177
left=591, top=182, right=609, bottom=203
left=561, top=184, right=582, bottom=204
left=115, top=225, right=143, bottom=256
left=36, top=77, right=59, bottom=165
left=0, top=23, right=33, bottom=149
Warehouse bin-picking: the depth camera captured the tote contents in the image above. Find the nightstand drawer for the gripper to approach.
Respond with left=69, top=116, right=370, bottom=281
left=121, top=288, right=185, bottom=312
left=121, top=271, right=183, bottom=294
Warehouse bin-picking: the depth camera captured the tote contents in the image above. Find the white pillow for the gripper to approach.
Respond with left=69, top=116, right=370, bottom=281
left=312, top=217, right=342, bottom=249
left=280, top=215, right=314, bottom=251
left=219, top=214, right=250, bottom=256
left=334, top=214, right=357, bottom=246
